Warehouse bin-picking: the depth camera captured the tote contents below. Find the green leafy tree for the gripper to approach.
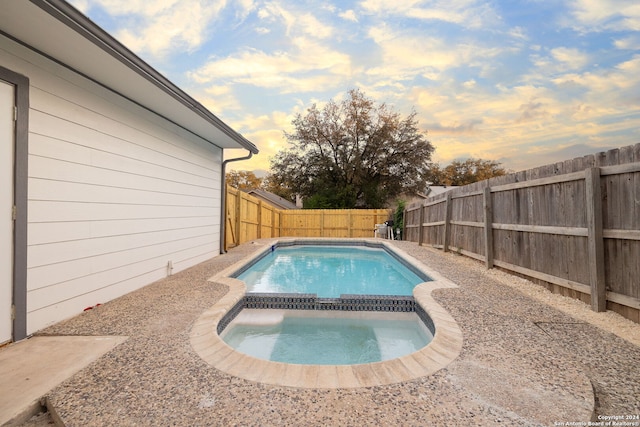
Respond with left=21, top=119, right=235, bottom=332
left=269, top=89, right=434, bottom=208
left=261, top=172, right=296, bottom=202
left=426, top=158, right=508, bottom=186
left=226, top=170, right=262, bottom=191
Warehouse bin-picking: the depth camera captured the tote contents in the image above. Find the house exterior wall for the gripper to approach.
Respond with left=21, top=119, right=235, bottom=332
left=1, top=36, right=223, bottom=334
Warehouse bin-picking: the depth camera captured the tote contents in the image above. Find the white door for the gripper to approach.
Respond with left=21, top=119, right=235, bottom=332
left=0, top=80, right=15, bottom=344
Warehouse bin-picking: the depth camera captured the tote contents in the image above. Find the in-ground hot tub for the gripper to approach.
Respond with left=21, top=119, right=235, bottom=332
left=221, top=309, right=433, bottom=365
left=190, top=238, right=463, bottom=388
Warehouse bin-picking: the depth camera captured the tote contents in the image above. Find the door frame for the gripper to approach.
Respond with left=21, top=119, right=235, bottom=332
left=0, top=66, right=29, bottom=341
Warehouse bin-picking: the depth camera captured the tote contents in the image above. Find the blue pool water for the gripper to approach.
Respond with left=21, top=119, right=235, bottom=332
left=236, top=245, right=427, bottom=297
left=222, top=315, right=432, bottom=365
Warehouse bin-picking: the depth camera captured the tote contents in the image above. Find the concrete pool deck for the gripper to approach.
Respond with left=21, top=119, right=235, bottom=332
left=13, top=239, right=640, bottom=426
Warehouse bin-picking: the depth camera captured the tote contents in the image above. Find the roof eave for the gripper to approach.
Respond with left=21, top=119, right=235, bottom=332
left=22, top=0, right=258, bottom=153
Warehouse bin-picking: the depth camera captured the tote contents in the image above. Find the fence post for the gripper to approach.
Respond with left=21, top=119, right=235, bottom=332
left=443, top=193, right=452, bottom=252
left=257, top=200, right=262, bottom=239
left=271, top=207, right=276, bottom=238
left=483, top=186, right=494, bottom=269
left=418, top=203, right=425, bottom=246
left=585, top=167, right=606, bottom=312
left=235, top=191, right=242, bottom=246
left=224, top=186, right=232, bottom=251
left=402, top=208, right=407, bottom=241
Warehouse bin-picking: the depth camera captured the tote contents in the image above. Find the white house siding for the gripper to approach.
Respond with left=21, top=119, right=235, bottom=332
left=1, top=37, right=223, bottom=334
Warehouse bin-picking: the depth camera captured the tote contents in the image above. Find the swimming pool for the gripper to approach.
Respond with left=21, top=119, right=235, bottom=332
left=190, top=238, right=463, bottom=388
left=234, top=244, right=429, bottom=297
left=220, top=240, right=442, bottom=367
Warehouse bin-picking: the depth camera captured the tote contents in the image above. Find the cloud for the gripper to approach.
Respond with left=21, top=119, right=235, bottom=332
left=80, top=0, right=227, bottom=58
left=188, top=36, right=352, bottom=92
left=426, top=119, right=483, bottom=135
left=258, top=1, right=334, bottom=39
left=410, top=49, right=640, bottom=169
left=75, top=0, right=640, bottom=175
left=360, top=0, right=502, bottom=29
left=184, top=1, right=352, bottom=92
left=614, top=35, right=640, bottom=50
left=223, top=111, right=297, bottom=171
left=233, top=0, right=256, bottom=21
left=508, top=26, right=528, bottom=40
left=552, top=55, right=640, bottom=107
left=550, top=47, right=590, bottom=70
left=198, top=85, right=243, bottom=115
left=567, top=0, right=640, bottom=32
left=365, top=25, right=506, bottom=81
left=339, top=9, right=358, bottom=22
left=516, top=100, right=549, bottom=123
left=463, top=79, right=477, bottom=89
left=529, top=47, right=590, bottom=77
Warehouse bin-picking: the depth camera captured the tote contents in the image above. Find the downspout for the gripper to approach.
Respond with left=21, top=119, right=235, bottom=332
left=220, top=150, right=254, bottom=253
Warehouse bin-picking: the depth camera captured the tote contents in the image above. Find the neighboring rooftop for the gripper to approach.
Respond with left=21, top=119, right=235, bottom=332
left=403, top=186, right=457, bottom=208
left=422, top=186, right=457, bottom=198
left=247, top=188, right=300, bottom=210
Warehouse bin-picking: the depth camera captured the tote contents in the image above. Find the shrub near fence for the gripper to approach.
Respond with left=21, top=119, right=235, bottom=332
left=225, top=185, right=391, bottom=250
left=404, top=143, right=640, bottom=323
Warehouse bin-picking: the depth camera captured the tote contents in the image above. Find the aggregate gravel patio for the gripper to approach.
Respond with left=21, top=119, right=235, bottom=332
left=36, top=239, right=639, bottom=426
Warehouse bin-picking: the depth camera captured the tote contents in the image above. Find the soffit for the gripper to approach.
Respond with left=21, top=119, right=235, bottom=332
left=0, top=1, right=258, bottom=152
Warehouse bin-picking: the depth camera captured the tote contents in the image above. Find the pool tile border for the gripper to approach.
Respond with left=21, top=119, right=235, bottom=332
left=244, top=294, right=415, bottom=309
left=190, top=238, right=463, bottom=389
left=220, top=294, right=434, bottom=336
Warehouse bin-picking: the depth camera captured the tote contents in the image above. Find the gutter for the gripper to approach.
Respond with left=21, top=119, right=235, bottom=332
left=220, top=151, right=254, bottom=253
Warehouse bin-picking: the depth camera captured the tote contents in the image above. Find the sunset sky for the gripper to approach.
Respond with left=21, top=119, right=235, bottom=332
left=70, top=0, right=640, bottom=175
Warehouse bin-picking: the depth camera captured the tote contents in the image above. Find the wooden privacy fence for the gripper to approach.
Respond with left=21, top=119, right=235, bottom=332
left=225, top=185, right=390, bottom=250
left=279, top=209, right=391, bottom=238
left=225, top=186, right=280, bottom=249
left=404, top=143, right=640, bottom=323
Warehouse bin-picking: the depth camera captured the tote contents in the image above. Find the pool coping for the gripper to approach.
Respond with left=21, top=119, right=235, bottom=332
left=190, top=238, right=463, bottom=389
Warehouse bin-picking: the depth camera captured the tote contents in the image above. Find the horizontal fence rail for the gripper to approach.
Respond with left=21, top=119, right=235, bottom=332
left=225, top=186, right=391, bottom=250
left=404, top=143, right=640, bottom=323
